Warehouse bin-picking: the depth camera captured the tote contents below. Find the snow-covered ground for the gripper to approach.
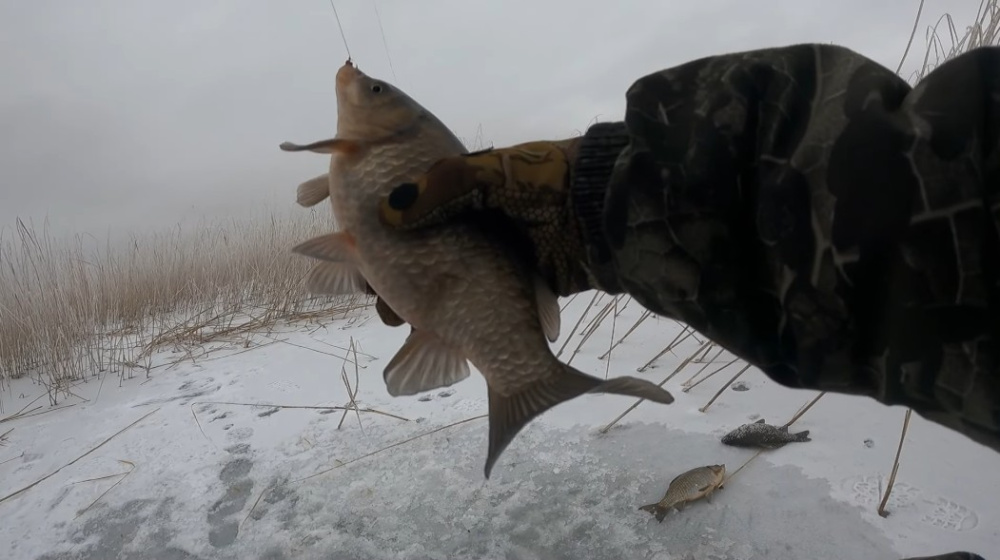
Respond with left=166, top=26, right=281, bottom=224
left=1, top=292, right=997, bottom=560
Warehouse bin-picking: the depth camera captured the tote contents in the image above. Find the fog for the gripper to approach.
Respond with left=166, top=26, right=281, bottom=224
left=0, top=0, right=972, bottom=241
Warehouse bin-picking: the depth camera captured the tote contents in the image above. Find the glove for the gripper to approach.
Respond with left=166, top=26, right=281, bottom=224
left=377, top=139, right=593, bottom=296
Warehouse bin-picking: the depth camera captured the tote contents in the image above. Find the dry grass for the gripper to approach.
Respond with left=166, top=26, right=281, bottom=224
left=1, top=1, right=997, bottom=410
left=0, top=208, right=373, bottom=403
left=901, top=0, right=1000, bottom=83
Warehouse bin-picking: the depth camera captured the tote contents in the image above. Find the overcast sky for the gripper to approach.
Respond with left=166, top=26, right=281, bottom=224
left=0, top=0, right=979, bottom=241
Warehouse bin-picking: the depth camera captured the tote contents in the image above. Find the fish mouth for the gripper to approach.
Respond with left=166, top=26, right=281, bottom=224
left=336, top=62, right=363, bottom=89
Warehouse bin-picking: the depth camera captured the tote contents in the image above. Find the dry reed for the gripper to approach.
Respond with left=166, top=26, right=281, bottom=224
left=878, top=408, right=914, bottom=518
left=0, top=208, right=373, bottom=402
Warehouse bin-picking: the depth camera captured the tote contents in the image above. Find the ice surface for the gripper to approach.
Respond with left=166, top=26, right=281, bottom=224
left=1, top=293, right=997, bottom=559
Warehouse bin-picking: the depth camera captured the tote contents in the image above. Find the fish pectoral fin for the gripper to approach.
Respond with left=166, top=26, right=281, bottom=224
left=296, top=174, right=330, bottom=207
left=279, top=138, right=360, bottom=155
left=383, top=329, right=470, bottom=397
left=303, top=261, right=369, bottom=296
left=534, top=276, right=561, bottom=343
left=484, top=364, right=675, bottom=479
left=375, top=296, right=406, bottom=327
left=292, top=232, right=360, bottom=263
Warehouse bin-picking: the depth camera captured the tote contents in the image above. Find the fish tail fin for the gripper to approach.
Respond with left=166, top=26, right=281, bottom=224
left=793, top=429, right=811, bottom=442
left=483, top=363, right=675, bottom=479
left=638, top=502, right=670, bottom=523
left=566, top=363, right=675, bottom=405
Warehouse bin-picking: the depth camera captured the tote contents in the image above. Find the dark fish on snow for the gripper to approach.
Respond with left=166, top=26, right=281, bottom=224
left=720, top=418, right=811, bottom=449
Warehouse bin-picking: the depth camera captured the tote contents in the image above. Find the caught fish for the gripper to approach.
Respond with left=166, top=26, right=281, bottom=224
left=279, top=61, right=675, bottom=478
left=720, top=418, right=811, bottom=449
left=638, top=464, right=726, bottom=522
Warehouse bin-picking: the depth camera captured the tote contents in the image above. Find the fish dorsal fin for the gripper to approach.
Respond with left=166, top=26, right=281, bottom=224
left=375, top=296, right=405, bottom=327
left=383, top=328, right=471, bottom=397
left=484, top=363, right=674, bottom=478
left=754, top=418, right=766, bottom=424
left=303, top=261, right=368, bottom=296
left=279, top=138, right=361, bottom=155
left=534, top=276, right=560, bottom=342
left=292, top=232, right=359, bottom=263
left=296, top=174, right=330, bottom=207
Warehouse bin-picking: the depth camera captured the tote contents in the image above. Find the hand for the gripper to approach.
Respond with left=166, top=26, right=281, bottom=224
left=377, top=139, right=592, bottom=296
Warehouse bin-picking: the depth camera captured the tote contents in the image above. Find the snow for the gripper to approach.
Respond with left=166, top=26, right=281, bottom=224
left=1, top=292, right=997, bottom=560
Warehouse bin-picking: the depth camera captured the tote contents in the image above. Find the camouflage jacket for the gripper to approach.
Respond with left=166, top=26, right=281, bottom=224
left=570, top=44, right=1000, bottom=453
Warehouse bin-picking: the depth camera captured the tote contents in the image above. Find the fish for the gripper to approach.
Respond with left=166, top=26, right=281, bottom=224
left=278, top=60, right=675, bottom=478
left=638, top=464, right=726, bottom=522
left=720, top=418, right=811, bottom=449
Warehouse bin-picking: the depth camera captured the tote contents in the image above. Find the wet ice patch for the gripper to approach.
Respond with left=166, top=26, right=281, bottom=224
left=237, top=423, right=897, bottom=560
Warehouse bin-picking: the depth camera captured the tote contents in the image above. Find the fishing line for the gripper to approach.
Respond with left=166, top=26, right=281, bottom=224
left=371, top=0, right=398, bottom=81
left=327, top=0, right=352, bottom=61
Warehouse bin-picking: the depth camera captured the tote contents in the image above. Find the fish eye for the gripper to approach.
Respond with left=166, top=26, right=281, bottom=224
left=371, top=84, right=383, bottom=93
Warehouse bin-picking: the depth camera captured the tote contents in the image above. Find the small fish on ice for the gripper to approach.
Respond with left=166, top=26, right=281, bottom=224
left=720, top=418, right=811, bottom=449
left=638, top=464, right=726, bottom=523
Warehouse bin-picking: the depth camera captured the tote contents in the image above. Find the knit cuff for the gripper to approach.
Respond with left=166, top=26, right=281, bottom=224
left=570, top=121, right=630, bottom=292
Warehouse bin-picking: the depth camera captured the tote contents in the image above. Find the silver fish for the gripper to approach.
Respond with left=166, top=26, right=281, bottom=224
left=720, top=418, right=811, bottom=449
left=279, top=61, right=675, bottom=478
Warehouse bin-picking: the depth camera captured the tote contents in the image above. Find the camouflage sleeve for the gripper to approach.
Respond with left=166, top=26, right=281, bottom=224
left=570, top=43, right=1000, bottom=452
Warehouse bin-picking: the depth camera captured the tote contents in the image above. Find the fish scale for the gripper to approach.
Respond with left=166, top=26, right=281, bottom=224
left=280, top=61, right=676, bottom=478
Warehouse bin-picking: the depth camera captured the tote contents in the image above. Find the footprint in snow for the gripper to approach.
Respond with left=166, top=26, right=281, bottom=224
left=839, top=475, right=979, bottom=531
left=206, top=442, right=255, bottom=548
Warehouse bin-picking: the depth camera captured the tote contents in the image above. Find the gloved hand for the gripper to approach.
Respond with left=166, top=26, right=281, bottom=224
left=377, top=138, right=592, bottom=296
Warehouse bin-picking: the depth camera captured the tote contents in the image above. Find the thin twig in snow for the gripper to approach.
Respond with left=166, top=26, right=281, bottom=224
left=556, top=291, right=600, bottom=359
left=637, top=327, right=696, bottom=372
left=598, top=309, right=652, bottom=360
left=599, top=340, right=710, bottom=434
left=0, top=408, right=159, bottom=505
left=682, top=357, right=740, bottom=392
left=878, top=408, right=914, bottom=518
left=698, top=362, right=753, bottom=413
